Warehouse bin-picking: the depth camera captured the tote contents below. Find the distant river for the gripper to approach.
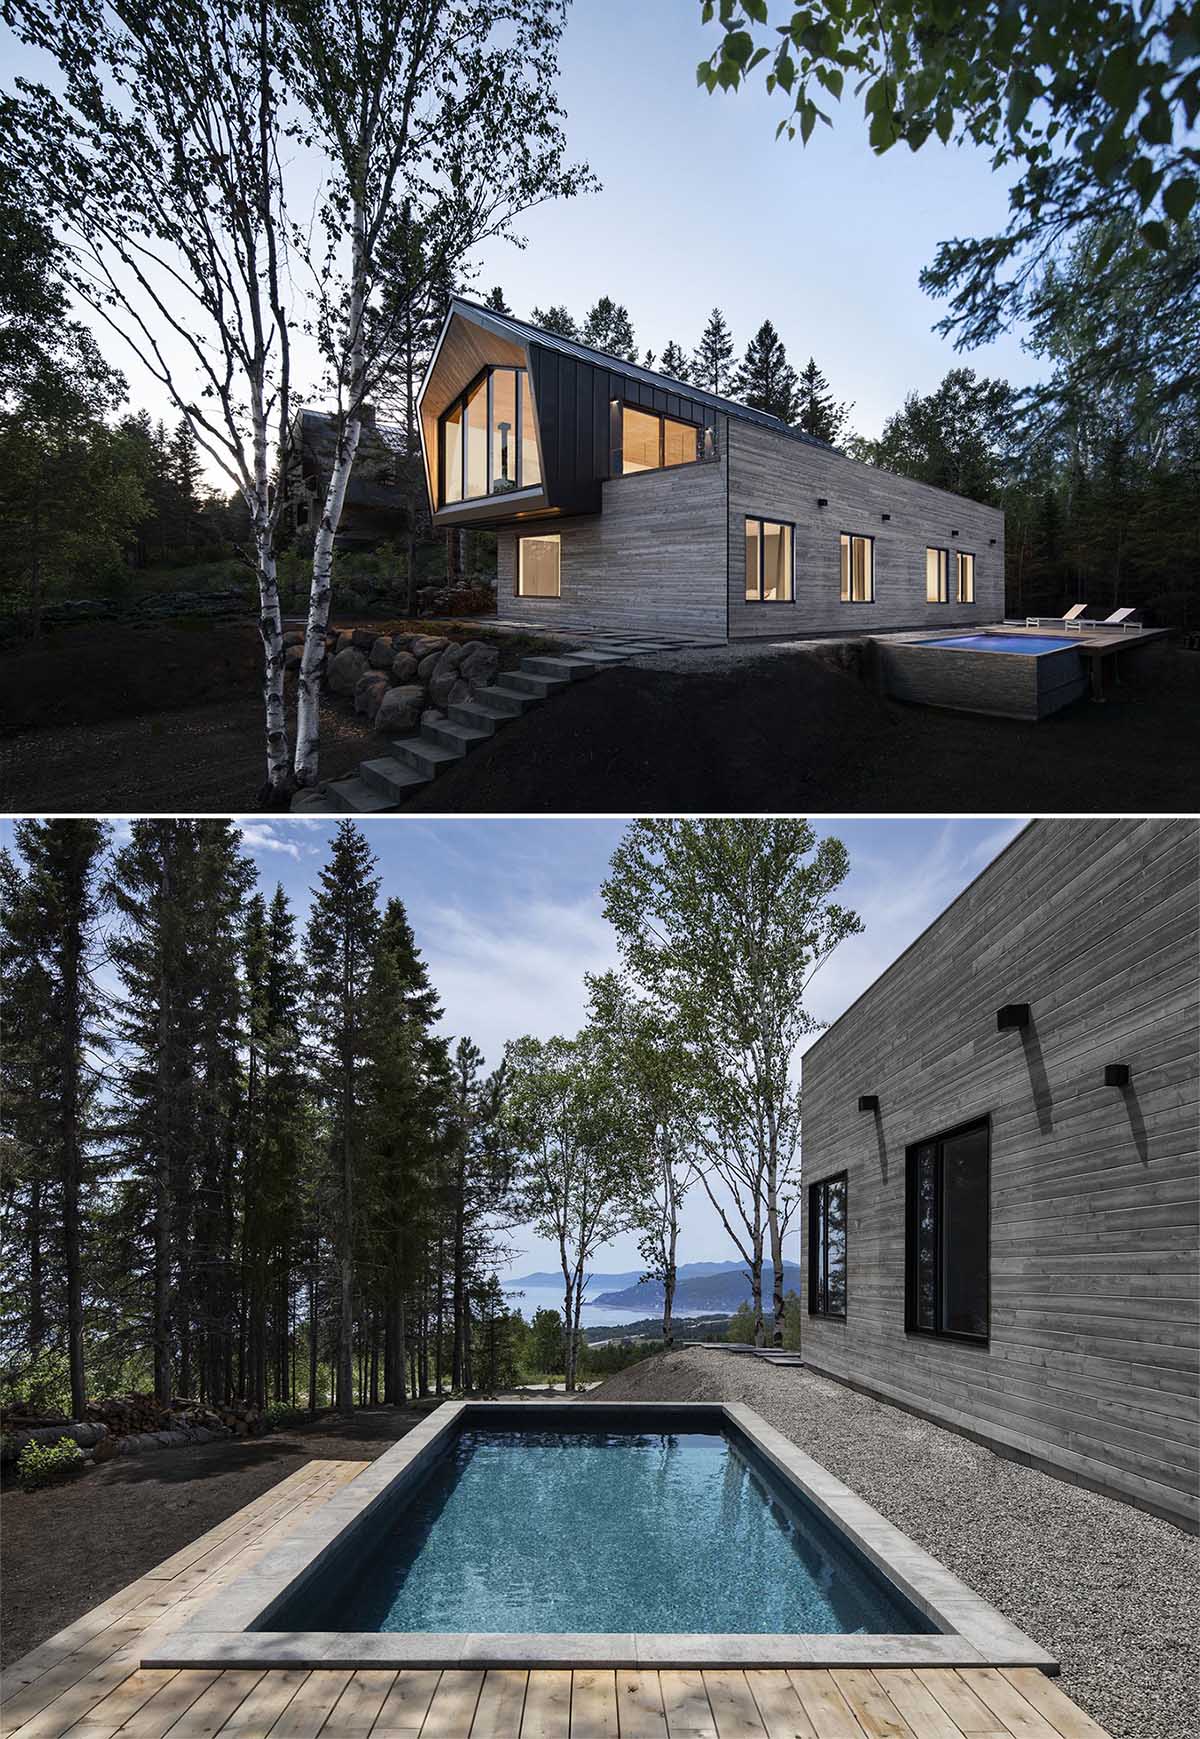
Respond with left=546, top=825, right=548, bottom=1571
left=502, top=1284, right=718, bottom=1331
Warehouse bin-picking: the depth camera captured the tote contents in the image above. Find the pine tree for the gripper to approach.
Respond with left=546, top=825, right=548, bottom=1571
left=483, top=286, right=511, bottom=314
left=693, top=308, right=734, bottom=395
left=641, top=347, right=656, bottom=371
left=0, top=821, right=108, bottom=1414
left=734, top=320, right=799, bottom=422
left=305, top=823, right=381, bottom=1414
left=795, top=357, right=853, bottom=446
left=529, top=303, right=578, bottom=339
left=581, top=296, right=637, bottom=361
left=659, top=340, right=692, bottom=383
left=169, top=419, right=202, bottom=548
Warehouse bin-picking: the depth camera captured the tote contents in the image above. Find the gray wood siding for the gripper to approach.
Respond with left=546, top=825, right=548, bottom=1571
left=728, top=421, right=1005, bottom=638
left=800, top=819, right=1199, bottom=1530
left=497, top=446, right=728, bottom=639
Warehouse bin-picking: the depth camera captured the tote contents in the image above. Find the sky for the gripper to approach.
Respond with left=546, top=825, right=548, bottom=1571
left=4, top=0, right=1041, bottom=464
left=0, top=815, right=1027, bottom=1283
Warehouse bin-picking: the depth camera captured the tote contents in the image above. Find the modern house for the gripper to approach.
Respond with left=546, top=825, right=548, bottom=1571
left=800, top=818, right=1199, bottom=1532
left=417, top=297, right=1005, bottom=640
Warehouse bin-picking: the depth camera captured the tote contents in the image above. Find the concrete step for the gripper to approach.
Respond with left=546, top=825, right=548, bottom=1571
left=521, top=655, right=596, bottom=681
left=448, top=700, right=504, bottom=733
left=569, top=648, right=629, bottom=664
left=358, top=756, right=429, bottom=802
left=290, top=788, right=340, bottom=814
left=484, top=681, right=543, bottom=714
left=324, top=776, right=399, bottom=814
left=506, top=669, right=571, bottom=698
left=392, top=736, right=466, bottom=779
left=422, top=716, right=492, bottom=754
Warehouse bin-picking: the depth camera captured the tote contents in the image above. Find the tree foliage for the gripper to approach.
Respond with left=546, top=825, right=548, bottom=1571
left=733, top=319, right=799, bottom=422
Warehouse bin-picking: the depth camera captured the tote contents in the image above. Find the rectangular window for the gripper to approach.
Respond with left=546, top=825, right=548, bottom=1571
left=516, top=534, right=560, bottom=598
left=906, top=1119, right=989, bottom=1342
left=520, top=375, right=541, bottom=488
left=957, top=550, right=975, bottom=603
left=464, top=377, right=488, bottom=500
left=443, top=401, right=463, bottom=504
left=616, top=403, right=700, bottom=475
left=490, top=367, right=518, bottom=494
left=926, top=546, right=949, bottom=604
left=808, top=1174, right=847, bottom=1317
left=840, top=533, right=875, bottom=602
left=745, top=517, right=794, bottom=602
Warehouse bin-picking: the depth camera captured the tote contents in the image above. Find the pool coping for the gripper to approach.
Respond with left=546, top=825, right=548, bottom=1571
left=140, top=1400, right=1057, bottom=1673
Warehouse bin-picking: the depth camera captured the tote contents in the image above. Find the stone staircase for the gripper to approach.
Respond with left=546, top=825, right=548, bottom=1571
left=297, top=642, right=652, bottom=814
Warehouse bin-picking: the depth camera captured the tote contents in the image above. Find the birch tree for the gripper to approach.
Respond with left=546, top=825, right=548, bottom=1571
left=602, top=820, right=862, bottom=1347
left=586, top=971, right=699, bottom=1350
left=504, top=1029, right=642, bottom=1391
left=279, top=0, right=596, bottom=785
left=3, top=0, right=297, bottom=795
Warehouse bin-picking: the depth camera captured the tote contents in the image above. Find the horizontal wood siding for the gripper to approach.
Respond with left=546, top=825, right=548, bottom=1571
left=496, top=440, right=728, bottom=638
left=800, top=819, right=1200, bottom=1529
left=728, top=421, right=1005, bottom=638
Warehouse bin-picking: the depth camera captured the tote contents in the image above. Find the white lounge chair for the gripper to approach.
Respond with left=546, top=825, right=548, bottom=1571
left=1026, top=604, right=1088, bottom=629
left=1095, top=607, right=1145, bottom=633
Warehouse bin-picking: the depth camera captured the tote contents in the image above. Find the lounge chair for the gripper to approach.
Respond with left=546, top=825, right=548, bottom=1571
left=1025, top=604, right=1088, bottom=628
left=1094, top=607, right=1145, bottom=633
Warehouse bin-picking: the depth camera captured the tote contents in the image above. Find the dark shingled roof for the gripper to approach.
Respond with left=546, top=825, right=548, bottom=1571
left=450, top=297, right=832, bottom=451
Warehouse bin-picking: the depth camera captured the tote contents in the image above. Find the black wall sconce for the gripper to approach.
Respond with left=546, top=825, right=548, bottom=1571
left=951, top=528, right=959, bottom=538
left=817, top=497, right=828, bottom=508
left=996, top=1002, right=1030, bottom=1031
left=1104, top=1063, right=1130, bottom=1087
left=989, top=537, right=997, bottom=545
left=858, top=1094, right=879, bottom=1113
left=881, top=512, right=891, bottom=522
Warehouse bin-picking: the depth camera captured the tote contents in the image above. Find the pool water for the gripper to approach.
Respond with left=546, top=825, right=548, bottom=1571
left=271, top=1425, right=933, bottom=1635
left=919, top=633, right=1078, bottom=654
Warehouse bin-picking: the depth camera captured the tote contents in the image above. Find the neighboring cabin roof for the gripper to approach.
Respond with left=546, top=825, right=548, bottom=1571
left=298, top=407, right=407, bottom=453
left=448, top=297, right=832, bottom=452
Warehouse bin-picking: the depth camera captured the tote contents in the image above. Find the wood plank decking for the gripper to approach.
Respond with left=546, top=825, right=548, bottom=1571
left=1, top=1458, right=1112, bottom=1739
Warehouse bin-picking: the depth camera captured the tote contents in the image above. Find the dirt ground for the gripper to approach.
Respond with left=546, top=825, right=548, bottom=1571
left=407, top=640, right=1200, bottom=814
left=0, top=1409, right=423, bottom=1666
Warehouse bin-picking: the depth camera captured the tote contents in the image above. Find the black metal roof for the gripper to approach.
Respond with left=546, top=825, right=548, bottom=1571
left=449, top=297, right=832, bottom=451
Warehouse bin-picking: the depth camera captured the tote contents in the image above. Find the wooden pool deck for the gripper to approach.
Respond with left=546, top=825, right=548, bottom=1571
left=1, top=1458, right=1112, bottom=1738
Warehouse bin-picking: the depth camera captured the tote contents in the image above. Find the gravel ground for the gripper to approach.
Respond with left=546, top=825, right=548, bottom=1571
left=588, top=1349, right=1199, bottom=1739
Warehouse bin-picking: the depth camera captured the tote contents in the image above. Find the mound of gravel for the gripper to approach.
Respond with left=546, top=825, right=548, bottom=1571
left=587, top=1349, right=1199, bottom=1739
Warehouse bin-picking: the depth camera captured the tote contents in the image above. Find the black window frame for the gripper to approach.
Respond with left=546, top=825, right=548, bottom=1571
left=744, top=515, right=796, bottom=604
left=956, top=548, right=976, bottom=603
left=438, top=364, right=537, bottom=507
left=808, top=1171, right=848, bottom=1318
left=610, top=399, right=702, bottom=479
left=514, top=531, right=561, bottom=600
left=905, top=1115, right=990, bottom=1345
left=926, top=545, right=950, bottom=604
left=839, top=531, right=876, bottom=603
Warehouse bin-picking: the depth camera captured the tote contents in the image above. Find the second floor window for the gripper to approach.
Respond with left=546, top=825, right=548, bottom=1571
left=441, top=367, right=540, bottom=505
left=809, top=1173, right=847, bottom=1316
left=926, top=547, right=949, bottom=603
left=615, top=403, right=701, bottom=475
left=957, top=550, right=975, bottom=602
left=841, top=533, right=875, bottom=602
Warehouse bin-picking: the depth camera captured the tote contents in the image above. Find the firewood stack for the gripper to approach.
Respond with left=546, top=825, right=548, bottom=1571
left=1, top=1393, right=269, bottom=1465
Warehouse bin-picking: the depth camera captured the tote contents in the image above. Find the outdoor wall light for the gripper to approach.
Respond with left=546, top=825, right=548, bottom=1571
left=817, top=497, right=829, bottom=508
left=996, top=1002, right=1030, bottom=1031
left=881, top=512, right=891, bottom=522
left=989, top=537, right=998, bottom=545
left=1104, top=1063, right=1131, bottom=1087
left=951, top=528, right=959, bottom=538
left=858, top=1094, right=880, bottom=1113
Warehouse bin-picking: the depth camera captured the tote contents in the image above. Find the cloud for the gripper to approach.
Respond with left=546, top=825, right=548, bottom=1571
left=234, top=820, right=326, bottom=861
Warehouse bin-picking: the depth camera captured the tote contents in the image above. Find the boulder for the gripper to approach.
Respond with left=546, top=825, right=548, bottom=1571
left=391, top=650, right=418, bottom=683
left=335, top=630, right=356, bottom=656
left=283, top=629, right=305, bottom=647
left=460, top=645, right=500, bottom=689
left=447, top=678, right=473, bottom=706
left=410, top=634, right=449, bottom=661
left=284, top=645, right=303, bottom=670
left=351, top=628, right=375, bottom=651
left=368, top=636, right=395, bottom=669
left=327, top=646, right=368, bottom=694
left=428, top=666, right=459, bottom=708
left=375, top=684, right=425, bottom=734
left=417, top=650, right=442, bottom=680
left=435, top=642, right=465, bottom=672
left=354, top=671, right=389, bottom=717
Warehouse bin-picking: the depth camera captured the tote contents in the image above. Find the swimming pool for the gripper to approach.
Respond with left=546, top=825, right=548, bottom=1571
left=919, top=633, right=1078, bottom=654
left=268, top=1422, right=931, bottom=1636
left=145, top=1400, right=1056, bottom=1669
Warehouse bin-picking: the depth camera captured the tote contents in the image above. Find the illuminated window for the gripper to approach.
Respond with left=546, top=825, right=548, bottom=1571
left=808, top=1174, right=847, bottom=1317
left=840, top=533, right=875, bottom=602
left=957, top=550, right=975, bottom=603
left=926, top=547, right=949, bottom=603
left=615, top=404, right=700, bottom=475
left=517, top=534, right=560, bottom=598
left=745, top=517, right=793, bottom=602
left=438, top=368, right=539, bottom=505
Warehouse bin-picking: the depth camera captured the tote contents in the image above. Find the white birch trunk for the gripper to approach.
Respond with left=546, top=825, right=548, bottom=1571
left=294, top=185, right=369, bottom=787
left=248, top=395, right=289, bottom=794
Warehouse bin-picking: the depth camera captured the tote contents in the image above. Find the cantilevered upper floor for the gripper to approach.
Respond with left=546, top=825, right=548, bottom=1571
left=418, top=297, right=828, bottom=531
